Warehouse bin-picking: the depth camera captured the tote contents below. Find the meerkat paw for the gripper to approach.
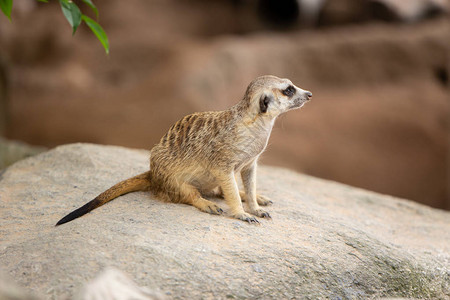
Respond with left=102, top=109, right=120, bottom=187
left=250, top=208, right=271, bottom=219
left=233, top=212, right=260, bottom=224
left=203, top=203, right=224, bottom=215
left=194, top=199, right=224, bottom=215
left=256, top=195, right=273, bottom=206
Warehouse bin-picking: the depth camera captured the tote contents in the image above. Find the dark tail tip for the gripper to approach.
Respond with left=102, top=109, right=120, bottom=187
left=55, top=200, right=96, bottom=226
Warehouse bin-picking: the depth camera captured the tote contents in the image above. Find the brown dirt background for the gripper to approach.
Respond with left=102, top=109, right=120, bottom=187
left=0, top=0, right=449, bottom=209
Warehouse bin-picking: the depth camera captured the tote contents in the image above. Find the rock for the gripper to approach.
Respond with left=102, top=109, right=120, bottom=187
left=0, top=267, right=164, bottom=300
left=368, top=0, right=449, bottom=22
left=0, top=53, right=7, bottom=137
left=0, top=271, right=41, bottom=300
left=318, top=0, right=369, bottom=26
left=0, top=143, right=449, bottom=299
left=0, top=137, right=47, bottom=169
left=317, top=0, right=449, bottom=25
left=75, top=268, right=165, bottom=300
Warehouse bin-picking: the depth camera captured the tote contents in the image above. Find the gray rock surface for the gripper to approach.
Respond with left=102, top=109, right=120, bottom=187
left=0, top=143, right=449, bottom=299
left=0, top=137, right=47, bottom=169
left=74, top=267, right=165, bottom=300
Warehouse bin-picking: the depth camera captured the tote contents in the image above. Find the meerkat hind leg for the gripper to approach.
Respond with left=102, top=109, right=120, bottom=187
left=178, top=183, right=224, bottom=215
left=201, top=186, right=223, bottom=198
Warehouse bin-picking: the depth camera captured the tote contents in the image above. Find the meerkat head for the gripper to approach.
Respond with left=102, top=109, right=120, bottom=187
left=244, top=75, right=312, bottom=119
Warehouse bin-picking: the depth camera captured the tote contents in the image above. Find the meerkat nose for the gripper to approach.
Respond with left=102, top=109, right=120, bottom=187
left=306, top=91, right=312, bottom=98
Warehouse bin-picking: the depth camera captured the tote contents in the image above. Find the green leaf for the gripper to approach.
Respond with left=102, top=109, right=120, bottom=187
left=82, top=15, right=109, bottom=54
left=0, top=0, right=13, bottom=21
left=37, top=0, right=48, bottom=3
left=59, top=0, right=82, bottom=35
left=81, top=0, right=98, bottom=19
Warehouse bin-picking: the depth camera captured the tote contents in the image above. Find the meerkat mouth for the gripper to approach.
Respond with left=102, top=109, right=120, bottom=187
left=289, top=98, right=308, bottom=109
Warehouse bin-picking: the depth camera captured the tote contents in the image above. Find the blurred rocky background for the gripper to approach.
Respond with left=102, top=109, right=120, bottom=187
left=0, top=0, right=448, bottom=209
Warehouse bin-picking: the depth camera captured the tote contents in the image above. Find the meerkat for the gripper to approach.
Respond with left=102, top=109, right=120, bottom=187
left=56, top=75, right=312, bottom=225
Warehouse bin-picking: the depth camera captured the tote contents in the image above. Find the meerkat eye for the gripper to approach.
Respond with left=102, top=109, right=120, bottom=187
left=282, top=85, right=296, bottom=97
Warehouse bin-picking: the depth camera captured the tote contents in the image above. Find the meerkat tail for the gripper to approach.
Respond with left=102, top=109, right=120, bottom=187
left=55, top=171, right=151, bottom=226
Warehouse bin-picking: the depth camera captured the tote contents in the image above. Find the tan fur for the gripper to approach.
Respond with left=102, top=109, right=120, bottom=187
left=56, top=75, right=312, bottom=225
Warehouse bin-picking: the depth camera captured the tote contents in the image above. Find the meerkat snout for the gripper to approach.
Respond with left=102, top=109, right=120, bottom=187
left=296, top=88, right=312, bottom=101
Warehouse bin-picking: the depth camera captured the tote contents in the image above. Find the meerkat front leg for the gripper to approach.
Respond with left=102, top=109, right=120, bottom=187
left=239, top=191, right=273, bottom=206
left=217, top=171, right=259, bottom=223
left=240, top=161, right=271, bottom=218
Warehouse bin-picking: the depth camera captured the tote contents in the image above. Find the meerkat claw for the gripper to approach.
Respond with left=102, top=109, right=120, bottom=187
left=260, top=212, right=271, bottom=219
left=207, top=205, right=223, bottom=215
left=235, top=212, right=260, bottom=224
left=257, top=195, right=273, bottom=206
left=253, top=209, right=271, bottom=219
left=246, top=217, right=260, bottom=224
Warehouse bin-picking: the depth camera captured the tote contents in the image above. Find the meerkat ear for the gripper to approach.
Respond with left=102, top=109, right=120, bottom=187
left=259, top=94, right=272, bottom=113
